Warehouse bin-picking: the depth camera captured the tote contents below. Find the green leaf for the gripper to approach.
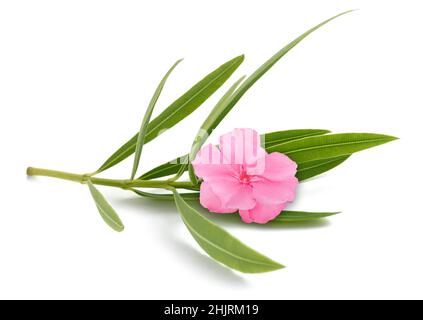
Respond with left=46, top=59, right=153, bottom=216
left=132, top=189, right=200, bottom=201
left=187, top=75, right=246, bottom=184
left=131, top=189, right=338, bottom=223
left=296, top=155, right=350, bottom=181
left=131, top=59, right=182, bottom=180
left=87, top=180, right=124, bottom=232
left=140, top=154, right=188, bottom=180
left=189, top=76, right=246, bottom=162
left=272, top=210, right=340, bottom=222
left=96, top=55, right=245, bottom=173
left=264, top=129, right=330, bottom=148
left=267, top=133, right=398, bottom=163
left=186, top=10, right=352, bottom=182
left=187, top=10, right=353, bottom=156
left=228, top=10, right=354, bottom=110
left=172, top=189, right=284, bottom=273
left=140, top=129, right=331, bottom=180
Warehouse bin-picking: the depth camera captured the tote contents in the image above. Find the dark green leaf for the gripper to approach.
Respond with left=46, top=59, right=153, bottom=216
left=96, top=55, right=245, bottom=173
left=140, top=155, right=187, bottom=180
left=264, top=129, right=330, bottom=148
left=131, top=59, right=182, bottom=179
left=296, top=155, right=350, bottom=181
left=87, top=180, right=124, bottom=232
left=267, top=133, right=398, bottom=163
left=172, top=189, right=284, bottom=273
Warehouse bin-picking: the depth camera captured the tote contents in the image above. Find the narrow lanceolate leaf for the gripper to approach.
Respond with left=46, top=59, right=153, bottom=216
left=296, top=155, right=350, bottom=181
left=267, top=133, right=398, bottom=163
left=131, top=59, right=182, bottom=180
left=140, top=154, right=188, bottom=180
left=87, top=180, right=124, bottom=232
left=272, top=210, right=340, bottom=222
left=188, top=75, right=246, bottom=184
left=96, top=55, right=245, bottom=173
left=264, top=129, right=330, bottom=148
left=132, top=189, right=200, bottom=201
left=140, top=129, right=331, bottom=180
left=172, top=190, right=284, bottom=273
left=188, top=10, right=353, bottom=153
left=190, top=76, right=246, bottom=161
left=186, top=11, right=352, bottom=181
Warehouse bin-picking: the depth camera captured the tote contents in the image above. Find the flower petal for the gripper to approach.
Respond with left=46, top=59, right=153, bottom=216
left=251, top=177, right=298, bottom=204
left=259, top=152, right=298, bottom=181
left=225, top=184, right=256, bottom=210
left=244, top=201, right=287, bottom=224
left=219, top=128, right=265, bottom=173
left=199, top=182, right=237, bottom=214
left=206, top=176, right=240, bottom=203
left=192, top=143, right=236, bottom=179
left=239, top=210, right=253, bottom=223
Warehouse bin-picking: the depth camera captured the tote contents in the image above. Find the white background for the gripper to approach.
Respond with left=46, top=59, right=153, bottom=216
left=1, top=0, right=422, bottom=299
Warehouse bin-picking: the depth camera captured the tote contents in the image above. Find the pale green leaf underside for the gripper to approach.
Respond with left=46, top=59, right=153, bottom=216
left=96, top=55, right=245, bottom=173
left=131, top=59, right=182, bottom=179
left=272, top=210, right=339, bottom=222
left=87, top=180, right=124, bottom=232
left=172, top=190, right=283, bottom=273
left=132, top=189, right=200, bottom=201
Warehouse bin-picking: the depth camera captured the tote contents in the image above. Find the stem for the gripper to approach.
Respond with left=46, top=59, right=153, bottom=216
left=26, top=167, right=197, bottom=190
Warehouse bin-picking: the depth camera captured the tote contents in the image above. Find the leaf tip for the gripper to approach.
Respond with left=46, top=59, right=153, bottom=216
left=273, top=262, right=285, bottom=271
left=234, top=54, right=245, bottom=64
left=381, top=134, right=400, bottom=143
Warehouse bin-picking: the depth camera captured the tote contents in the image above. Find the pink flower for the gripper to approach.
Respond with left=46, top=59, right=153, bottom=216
left=192, top=128, right=298, bottom=224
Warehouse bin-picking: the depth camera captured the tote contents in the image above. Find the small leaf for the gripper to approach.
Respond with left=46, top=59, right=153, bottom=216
left=140, top=154, right=188, bottom=180
left=131, top=59, right=182, bottom=180
left=296, top=155, right=350, bottom=181
left=272, top=210, right=340, bottom=222
left=172, top=189, right=284, bottom=273
left=267, top=133, right=398, bottom=163
left=87, top=180, right=124, bottom=232
left=132, top=189, right=199, bottom=201
left=96, top=55, right=245, bottom=173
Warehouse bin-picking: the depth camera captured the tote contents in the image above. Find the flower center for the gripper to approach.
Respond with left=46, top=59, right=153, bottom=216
left=239, top=169, right=251, bottom=184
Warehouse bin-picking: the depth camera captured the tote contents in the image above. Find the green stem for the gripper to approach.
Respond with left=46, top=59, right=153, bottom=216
left=26, top=167, right=197, bottom=190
